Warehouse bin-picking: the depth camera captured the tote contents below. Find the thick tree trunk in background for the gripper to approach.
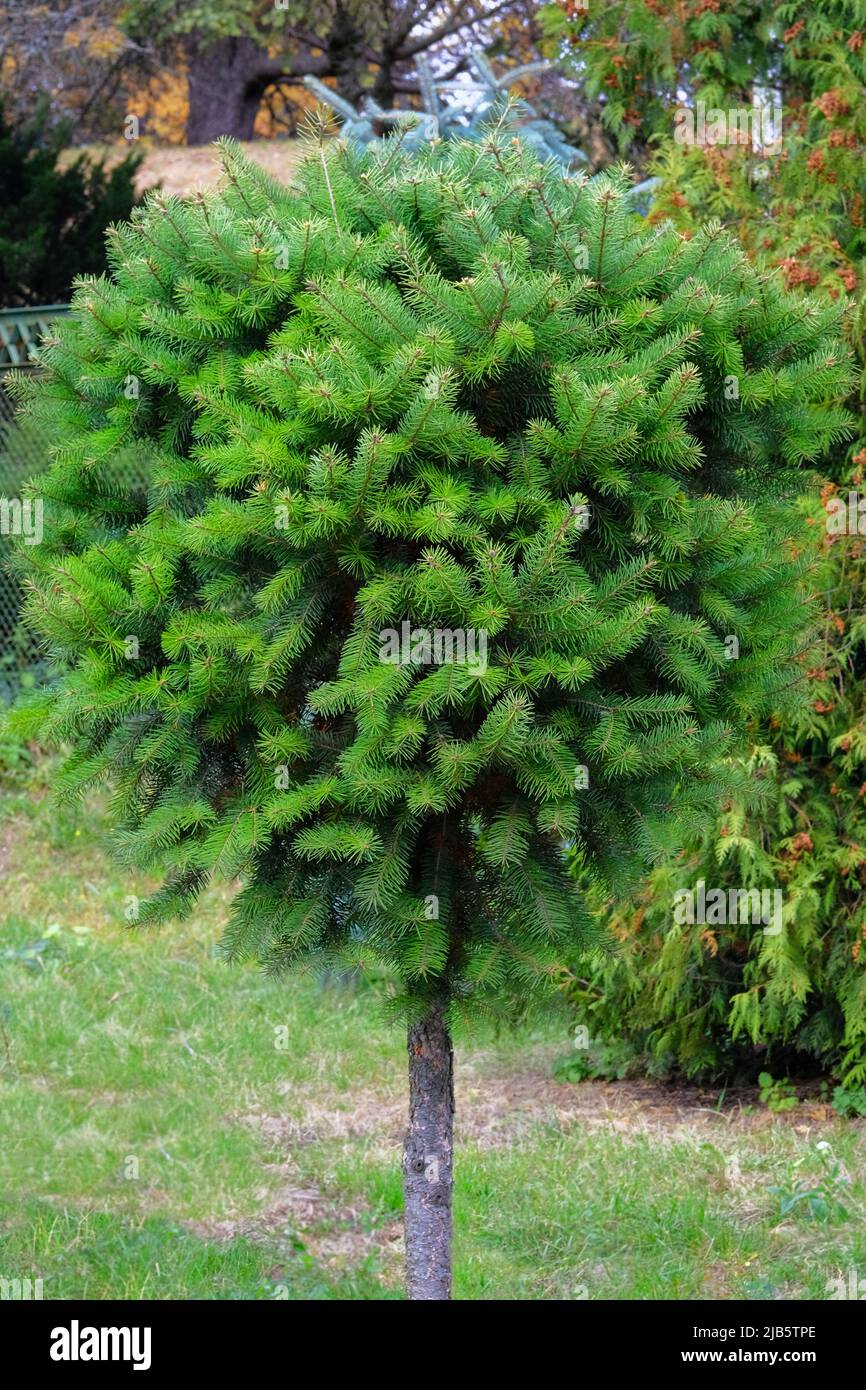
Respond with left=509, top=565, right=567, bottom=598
left=403, top=1000, right=454, bottom=1300
left=185, top=36, right=283, bottom=144
left=327, top=5, right=369, bottom=108
left=371, top=52, right=398, bottom=110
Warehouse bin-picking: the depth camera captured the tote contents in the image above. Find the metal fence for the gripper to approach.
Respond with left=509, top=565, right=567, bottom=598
left=0, top=306, right=70, bottom=700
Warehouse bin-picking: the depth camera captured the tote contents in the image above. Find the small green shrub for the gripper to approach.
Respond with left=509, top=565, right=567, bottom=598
left=832, top=1086, right=866, bottom=1119
left=757, top=1071, right=798, bottom=1114
left=553, top=1034, right=637, bottom=1083
left=768, top=1143, right=851, bottom=1223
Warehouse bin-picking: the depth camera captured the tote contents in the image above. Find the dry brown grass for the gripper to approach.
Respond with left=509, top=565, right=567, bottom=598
left=71, top=138, right=305, bottom=199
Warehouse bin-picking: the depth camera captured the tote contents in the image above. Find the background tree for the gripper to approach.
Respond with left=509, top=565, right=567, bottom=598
left=9, top=128, right=851, bottom=1295
left=542, top=0, right=774, bottom=170
left=120, top=0, right=556, bottom=145
left=0, top=99, right=139, bottom=306
left=0, top=0, right=601, bottom=152
left=0, top=0, right=146, bottom=132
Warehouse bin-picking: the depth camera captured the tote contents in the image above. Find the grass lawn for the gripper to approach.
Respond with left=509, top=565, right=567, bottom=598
left=1, top=756, right=865, bottom=1300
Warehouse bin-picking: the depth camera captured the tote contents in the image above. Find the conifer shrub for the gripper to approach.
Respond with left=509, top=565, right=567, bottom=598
left=9, top=131, right=853, bottom=1296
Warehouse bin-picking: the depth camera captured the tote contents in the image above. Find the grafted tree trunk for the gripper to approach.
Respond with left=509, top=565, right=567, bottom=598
left=403, top=999, right=454, bottom=1300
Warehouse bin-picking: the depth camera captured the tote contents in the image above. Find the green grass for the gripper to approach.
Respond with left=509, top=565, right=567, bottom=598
left=2, top=752, right=866, bottom=1300
left=0, top=1201, right=393, bottom=1300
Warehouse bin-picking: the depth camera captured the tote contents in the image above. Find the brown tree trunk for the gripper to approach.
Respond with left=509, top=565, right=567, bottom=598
left=403, top=999, right=454, bottom=1300
left=327, top=4, right=369, bottom=108
left=370, top=51, right=398, bottom=110
left=185, top=36, right=284, bottom=144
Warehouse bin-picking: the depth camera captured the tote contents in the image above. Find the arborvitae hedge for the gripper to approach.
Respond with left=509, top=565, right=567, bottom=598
left=553, top=0, right=866, bottom=1089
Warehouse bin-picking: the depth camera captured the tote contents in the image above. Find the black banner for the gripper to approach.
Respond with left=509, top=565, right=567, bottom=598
left=2, top=1296, right=860, bottom=1375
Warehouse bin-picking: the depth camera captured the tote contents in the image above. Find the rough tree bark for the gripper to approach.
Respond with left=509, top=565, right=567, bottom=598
left=184, top=34, right=334, bottom=145
left=403, top=998, right=454, bottom=1300
left=326, top=4, right=370, bottom=109
left=185, top=36, right=282, bottom=144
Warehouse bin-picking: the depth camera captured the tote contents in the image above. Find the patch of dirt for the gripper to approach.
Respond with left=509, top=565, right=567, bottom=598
left=701, top=1259, right=735, bottom=1299
left=456, top=1068, right=841, bottom=1145
left=265, top=1088, right=406, bottom=1147
left=135, top=140, right=304, bottom=198
left=187, top=1159, right=403, bottom=1284
left=71, top=139, right=304, bottom=200
left=254, top=1052, right=845, bottom=1155
left=202, top=1051, right=852, bottom=1281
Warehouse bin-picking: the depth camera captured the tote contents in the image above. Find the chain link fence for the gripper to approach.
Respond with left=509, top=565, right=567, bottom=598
left=1, top=307, right=171, bottom=704
left=0, top=307, right=70, bottom=700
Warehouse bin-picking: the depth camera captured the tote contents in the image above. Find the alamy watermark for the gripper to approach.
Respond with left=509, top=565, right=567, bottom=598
left=0, top=1275, right=43, bottom=1300
left=379, top=621, right=488, bottom=673
left=674, top=101, right=782, bottom=149
left=50, top=1321, right=151, bottom=1371
left=0, top=496, right=43, bottom=545
left=826, top=1270, right=866, bottom=1300
left=673, top=879, right=784, bottom=936
left=826, top=491, right=866, bottom=535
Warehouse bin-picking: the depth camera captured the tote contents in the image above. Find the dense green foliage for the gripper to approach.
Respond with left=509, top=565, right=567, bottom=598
left=579, top=718, right=866, bottom=1085
left=645, top=1, right=866, bottom=296
left=553, top=0, right=866, bottom=1085
left=0, top=99, right=140, bottom=308
left=542, top=0, right=773, bottom=162
left=10, top=131, right=852, bottom=1029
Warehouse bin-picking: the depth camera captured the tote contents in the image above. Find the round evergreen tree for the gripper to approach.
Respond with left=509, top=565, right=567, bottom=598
left=10, top=129, right=852, bottom=1297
